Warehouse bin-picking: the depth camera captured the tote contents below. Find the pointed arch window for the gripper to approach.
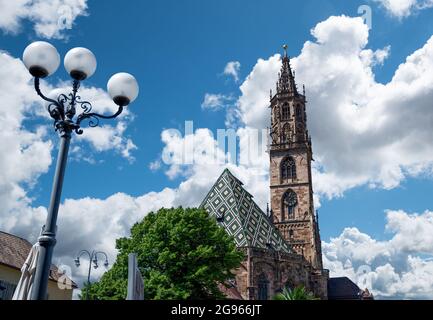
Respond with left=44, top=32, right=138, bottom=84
left=257, top=273, right=269, bottom=300
left=296, top=104, right=303, bottom=120
left=281, top=156, right=296, bottom=180
left=281, top=124, right=291, bottom=143
left=282, top=190, right=298, bottom=221
left=282, top=103, right=290, bottom=120
left=296, top=123, right=305, bottom=141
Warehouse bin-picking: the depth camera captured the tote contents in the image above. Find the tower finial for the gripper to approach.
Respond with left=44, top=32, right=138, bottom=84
left=282, top=44, right=288, bottom=57
left=276, top=44, right=297, bottom=95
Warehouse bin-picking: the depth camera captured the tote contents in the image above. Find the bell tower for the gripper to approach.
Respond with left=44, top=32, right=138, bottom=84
left=269, top=45, right=323, bottom=269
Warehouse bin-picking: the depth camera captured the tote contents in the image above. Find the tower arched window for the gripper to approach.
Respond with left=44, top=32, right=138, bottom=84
left=257, top=273, right=269, bottom=300
left=296, top=104, right=303, bottom=120
left=281, top=124, right=291, bottom=143
left=282, top=190, right=298, bottom=221
left=282, top=103, right=290, bottom=120
left=296, top=123, right=305, bottom=141
left=281, top=156, right=296, bottom=180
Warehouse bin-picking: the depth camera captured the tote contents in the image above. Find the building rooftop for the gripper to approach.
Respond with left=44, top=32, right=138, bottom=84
left=327, top=277, right=364, bottom=300
left=200, top=169, right=293, bottom=254
left=0, top=231, right=77, bottom=288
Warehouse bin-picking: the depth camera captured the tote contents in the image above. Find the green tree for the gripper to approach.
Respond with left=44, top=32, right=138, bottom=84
left=82, top=207, right=244, bottom=300
left=274, top=286, right=318, bottom=300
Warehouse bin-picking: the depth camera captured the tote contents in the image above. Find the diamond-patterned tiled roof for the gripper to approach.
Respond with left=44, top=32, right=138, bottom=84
left=200, top=169, right=292, bottom=254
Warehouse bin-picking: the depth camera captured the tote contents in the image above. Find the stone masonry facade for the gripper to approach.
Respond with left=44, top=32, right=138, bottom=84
left=201, top=47, right=329, bottom=300
left=232, top=248, right=328, bottom=300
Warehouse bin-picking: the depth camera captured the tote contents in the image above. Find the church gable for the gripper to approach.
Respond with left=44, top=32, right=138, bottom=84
left=200, top=169, right=292, bottom=254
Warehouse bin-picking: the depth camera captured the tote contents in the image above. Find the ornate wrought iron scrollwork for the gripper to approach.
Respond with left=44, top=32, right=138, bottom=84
left=34, top=77, right=125, bottom=136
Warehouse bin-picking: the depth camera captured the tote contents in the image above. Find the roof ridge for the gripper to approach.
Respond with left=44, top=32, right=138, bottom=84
left=201, top=169, right=294, bottom=254
left=0, top=231, right=33, bottom=246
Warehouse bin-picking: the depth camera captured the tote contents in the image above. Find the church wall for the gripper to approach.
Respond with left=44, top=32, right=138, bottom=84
left=219, top=51, right=329, bottom=302
left=232, top=248, right=327, bottom=300
left=269, top=149, right=311, bottom=186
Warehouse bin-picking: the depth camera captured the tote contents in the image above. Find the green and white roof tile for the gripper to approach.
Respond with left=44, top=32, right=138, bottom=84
left=200, top=169, right=292, bottom=254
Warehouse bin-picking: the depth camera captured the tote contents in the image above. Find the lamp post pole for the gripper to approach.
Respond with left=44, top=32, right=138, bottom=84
left=74, top=250, right=109, bottom=300
left=22, top=41, right=139, bottom=300
left=30, top=126, right=72, bottom=300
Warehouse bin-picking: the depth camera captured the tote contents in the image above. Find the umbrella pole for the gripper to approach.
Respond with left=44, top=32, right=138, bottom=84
left=31, top=129, right=71, bottom=300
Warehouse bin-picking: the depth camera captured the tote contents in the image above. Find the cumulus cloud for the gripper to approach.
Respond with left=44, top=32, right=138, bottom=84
left=201, top=93, right=234, bottom=111
left=3, top=14, right=433, bottom=300
left=373, top=0, right=433, bottom=18
left=56, top=127, right=268, bottom=287
left=58, top=16, right=433, bottom=295
left=323, top=210, right=433, bottom=299
left=0, top=49, right=138, bottom=251
left=223, top=61, right=241, bottom=82
left=227, top=16, right=433, bottom=203
left=296, top=16, right=433, bottom=199
left=0, top=51, right=53, bottom=238
left=149, top=160, right=162, bottom=171
left=0, top=0, right=88, bottom=39
left=360, top=45, right=391, bottom=66
left=49, top=84, right=138, bottom=162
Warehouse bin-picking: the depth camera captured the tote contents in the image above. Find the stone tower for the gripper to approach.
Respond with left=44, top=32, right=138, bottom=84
left=269, top=46, right=323, bottom=270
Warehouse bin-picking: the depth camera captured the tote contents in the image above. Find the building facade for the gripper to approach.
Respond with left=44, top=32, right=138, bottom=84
left=0, top=231, right=76, bottom=300
left=200, top=47, right=376, bottom=300
left=201, top=49, right=328, bottom=299
left=269, top=49, right=323, bottom=270
left=201, top=169, right=328, bottom=300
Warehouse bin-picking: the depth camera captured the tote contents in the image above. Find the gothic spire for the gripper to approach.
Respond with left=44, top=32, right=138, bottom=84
left=277, top=44, right=297, bottom=96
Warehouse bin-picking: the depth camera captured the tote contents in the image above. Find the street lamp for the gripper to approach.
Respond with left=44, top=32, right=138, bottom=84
left=22, top=41, right=139, bottom=300
left=74, top=250, right=109, bottom=300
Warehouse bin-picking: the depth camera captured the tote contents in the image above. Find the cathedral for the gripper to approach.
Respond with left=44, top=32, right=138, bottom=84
left=201, top=48, right=371, bottom=300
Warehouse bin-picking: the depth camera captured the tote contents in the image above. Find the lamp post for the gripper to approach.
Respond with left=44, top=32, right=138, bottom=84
left=22, top=41, right=139, bottom=300
left=74, top=250, right=109, bottom=300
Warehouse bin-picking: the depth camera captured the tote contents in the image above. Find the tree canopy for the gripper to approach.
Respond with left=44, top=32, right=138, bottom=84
left=82, top=207, right=244, bottom=300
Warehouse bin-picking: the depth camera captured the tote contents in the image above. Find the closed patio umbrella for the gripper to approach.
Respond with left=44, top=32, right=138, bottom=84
left=12, top=244, right=40, bottom=300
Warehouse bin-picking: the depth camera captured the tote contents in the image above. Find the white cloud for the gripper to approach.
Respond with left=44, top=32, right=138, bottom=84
left=227, top=15, right=433, bottom=203
left=223, top=61, right=241, bottom=82
left=0, top=0, right=88, bottom=39
left=50, top=84, right=138, bottom=162
left=52, top=126, right=269, bottom=289
left=149, top=160, right=161, bottom=171
left=373, top=0, right=433, bottom=18
left=3, top=14, right=433, bottom=300
left=54, top=16, right=433, bottom=296
left=360, top=45, right=391, bottom=66
left=77, top=122, right=137, bottom=162
left=323, top=210, right=433, bottom=299
left=0, top=49, right=138, bottom=259
left=237, top=55, right=279, bottom=130
left=201, top=93, right=234, bottom=111
left=0, top=51, right=53, bottom=238
left=159, top=125, right=270, bottom=207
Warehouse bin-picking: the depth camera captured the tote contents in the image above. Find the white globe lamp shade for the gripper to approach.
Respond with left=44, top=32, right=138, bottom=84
left=107, top=73, right=139, bottom=106
left=64, top=47, right=97, bottom=80
left=23, top=41, right=60, bottom=78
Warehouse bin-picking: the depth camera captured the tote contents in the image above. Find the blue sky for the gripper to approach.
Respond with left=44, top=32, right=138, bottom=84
left=1, top=0, right=433, bottom=299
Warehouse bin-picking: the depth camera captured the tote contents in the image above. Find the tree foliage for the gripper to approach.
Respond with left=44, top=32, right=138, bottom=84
left=81, top=207, right=244, bottom=300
